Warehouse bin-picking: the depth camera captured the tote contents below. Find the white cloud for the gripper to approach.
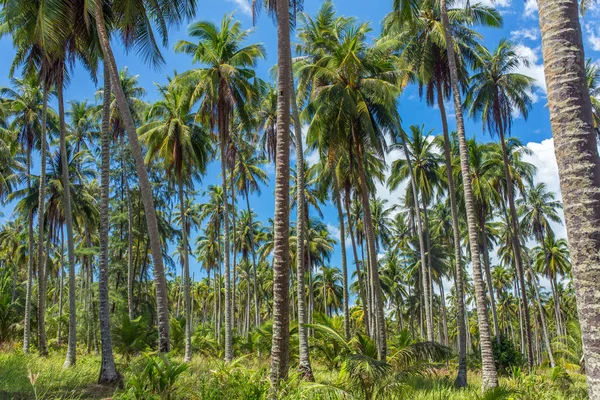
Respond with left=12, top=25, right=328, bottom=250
left=228, top=0, right=252, bottom=16
left=513, top=44, right=547, bottom=96
left=585, top=22, right=600, bottom=51
left=522, top=138, right=567, bottom=240
left=327, top=223, right=341, bottom=241
left=510, top=28, right=539, bottom=41
left=523, top=0, right=538, bottom=18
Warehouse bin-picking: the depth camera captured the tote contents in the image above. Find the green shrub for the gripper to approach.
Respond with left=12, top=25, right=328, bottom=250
left=492, top=336, right=523, bottom=375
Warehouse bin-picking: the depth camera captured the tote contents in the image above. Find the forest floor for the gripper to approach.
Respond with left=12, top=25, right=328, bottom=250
left=0, top=348, right=589, bottom=399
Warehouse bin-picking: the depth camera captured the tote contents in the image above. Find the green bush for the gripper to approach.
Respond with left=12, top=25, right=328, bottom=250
left=492, top=336, right=523, bottom=375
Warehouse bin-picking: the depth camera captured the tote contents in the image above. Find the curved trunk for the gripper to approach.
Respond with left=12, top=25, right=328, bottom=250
left=437, top=86, right=468, bottom=387
left=270, top=0, right=292, bottom=385
left=57, top=231, right=64, bottom=346
left=93, top=0, right=170, bottom=351
left=439, top=0, right=498, bottom=388
left=291, top=75, right=314, bottom=380
left=180, top=182, right=192, bottom=362
left=98, top=66, right=121, bottom=384
left=23, top=140, right=34, bottom=352
left=37, top=88, right=49, bottom=356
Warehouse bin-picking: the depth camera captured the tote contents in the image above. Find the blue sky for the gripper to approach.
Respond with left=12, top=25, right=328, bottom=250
left=1, top=0, right=599, bottom=285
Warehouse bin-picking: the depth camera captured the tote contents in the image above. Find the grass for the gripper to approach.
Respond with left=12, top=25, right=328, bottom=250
left=0, top=348, right=589, bottom=399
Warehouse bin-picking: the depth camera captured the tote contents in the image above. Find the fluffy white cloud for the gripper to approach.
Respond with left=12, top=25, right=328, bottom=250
left=510, top=28, right=539, bottom=41
left=585, top=22, right=600, bottom=51
left=228, top=0, right=252, bottom=15
left=327, top=223, right=342, bottom=241
left=513, top=44, right=546, bottom=94
left=522, top=138, right=567, bottom=240
left=523, top=0, right=538, bottom=18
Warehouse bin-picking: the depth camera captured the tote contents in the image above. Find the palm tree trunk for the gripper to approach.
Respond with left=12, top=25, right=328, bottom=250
left=245, top=189, right=260, bottom=327
left=93, top=0, right=170, bottom=352
left=231, top=182, right=238, bottom=333
left=290, top=74, right=314, bottom=381
left=179, top=182, right=192, bottom=362
left=345, top=191, right=370, bottom=336
left=58, top=230, right=64, bottom=346
left=438, top=90, right=468, bottom=385
left=439, top=280, right=448, bottom=347
left=498, top=129, right=534, bottom=370
left=36, top=88, right=49, bottom=357
left=353, top=133, right=386, bottom=360
left=439, top=0, right=498, bottom=388
left=119, top=134, right=135, bottom=321
left=333, top=174, right=350, bottom=341
left=98, top=66, right=121, bottom=384
left=57, top=82, right=77, bottom=368
left=479, top=211, right=501, bottom=344
left=399, top=133, right=433, bottom=342
left=421, top=196, right=435, bottom=340
left=270, top=0, right=293, bottom=384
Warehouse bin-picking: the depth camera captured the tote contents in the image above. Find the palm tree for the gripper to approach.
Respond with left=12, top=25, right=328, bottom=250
left=300, top=18, right=401, bottom=360
left=384, top=2, right=501, bottom=383
left=175, top=14, right=264, bottom=362
left=436, top=0, right=499, bottom=388
left=97, top=61, right=120, bottom=384
left=139, top=81, right=212, bottom=361
left=91, top=0, right=196, bottom=353
left=96, top=67, right=147, bottom=321
left=465, top=39, right=535, bottom=369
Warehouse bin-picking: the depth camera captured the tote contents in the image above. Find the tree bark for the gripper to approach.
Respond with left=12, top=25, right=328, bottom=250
left=479, top=211, right=501, bottom=345
left=270, top=0, right=292, bottom=386
left=57, top=83, right=77, bottom=368
left=333, top=174, right=350, bottom=341
left=180, top=182, right=192, bottom=362
left=245, top=189, right=260, bottom=327
left=98, top=65, right=121, bottom=384
left=119, top=134, right=135, bottom=321
left=93, top=0, right=170, bottom=352
left=537, top=0, right=600, bottom=393
left=437, top=87, right=468, bottom=387
left=36, top=88, right=49, bottom=357
left=439, top=0, right=498, bottom=388
left=290, top=74, right=314, bottom=381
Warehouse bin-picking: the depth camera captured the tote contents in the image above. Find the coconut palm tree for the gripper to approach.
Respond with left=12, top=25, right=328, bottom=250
left=300, top=17, right=402, bottom=360
left=174, top=14, right=264, bottom=362
left=436, top=0, right=499, bottom=388
left=139, top=81, right=212, bottom=361
left=97, top=61, right=120, bottom=384
left=91, top=0, right=196, bottom=353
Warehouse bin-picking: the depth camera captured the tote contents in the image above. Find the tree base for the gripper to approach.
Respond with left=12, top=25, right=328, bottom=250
left=298, top=362, right=315, bottom=382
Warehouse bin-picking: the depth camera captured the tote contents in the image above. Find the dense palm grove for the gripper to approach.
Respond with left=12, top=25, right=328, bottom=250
left=0, top=0, right=599, bottom=399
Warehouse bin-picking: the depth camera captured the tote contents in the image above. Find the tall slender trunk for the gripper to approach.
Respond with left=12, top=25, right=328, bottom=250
left=180, top=183, right=192, bottom=362
left=333, top=174, right=350, bottom=341
left=290, top=75, right=314, bottom=381
left=345, top=191, right=369, bottom=336
left=23, top=138, right=34, bottom=352
left=353, top=133, right=386, bottom=360
left=498, top=129, right=534, bottom=370
left=57, top=230, right=64, bottom=346
left=479, top=211, right=501, bottom=344
left=438, top=90, right=468, bottom=385
left=421, top=196, right=435, bottom=340
left=57, top=83, right=77, bottom=368
left=36, top=88, right=49, bottom=356
left=439, top=0, right=498, bottom=388
left=529, top=264, right=556, bottom=367
left=119, top=134, right=135, bottom=320
left=218, top=103, right=233, bottom=362
left=94, top=0, right=170, bottom=351
left=400, top=134, right=433, bottom=342
left=439, top=280, right=448, bottom=347
left=270, top=0, right=292, bottom=385
left=231, top=182, right=238, bottom=333
left=98, top=66, right=121, bottom=384
left=245, top=190, right=260, bottom=327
